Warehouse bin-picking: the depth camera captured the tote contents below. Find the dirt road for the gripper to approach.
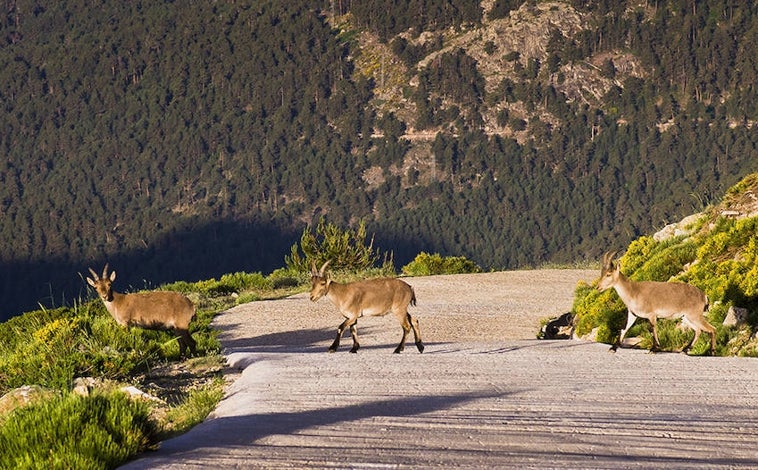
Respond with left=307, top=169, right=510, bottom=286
left=121, top=270, right=758, bottom=469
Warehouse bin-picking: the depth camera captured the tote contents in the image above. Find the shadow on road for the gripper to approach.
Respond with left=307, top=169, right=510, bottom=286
left=121, top=388, right=515, bottom=468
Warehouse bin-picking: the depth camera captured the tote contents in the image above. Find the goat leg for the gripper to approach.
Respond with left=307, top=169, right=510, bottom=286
left=680, top=328, right=702, bottom=355
left=349, top=324, right=360, bottom=353
left=328, top=330, right=342, bottom=353
left=330, top=317, right=355, bottom=353
left=176, top=329, right=196, bottom=359
left=411, top=315, right=424, bottom=353
left=610, top=310, right=638, bottom=353
left=648, top=316, right=662, bottom=353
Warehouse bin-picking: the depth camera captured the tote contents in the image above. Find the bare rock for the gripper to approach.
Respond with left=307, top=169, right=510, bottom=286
left=0, top=385, right=58, bottom=418
left=723, top=306, right=749, bottom=327
left=579, top=327, right=599, bottom=343
left=72, top=377, right=100, bottom=396
left=539, top=312, right=575, bottom=339
left=620, top=337, right=644, bottom=348
left=653, top=213, right=702, bottom=242
left=120, top=385, right=164, bottom=403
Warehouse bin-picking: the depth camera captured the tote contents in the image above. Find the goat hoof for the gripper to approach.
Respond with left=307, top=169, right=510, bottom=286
left=350, top=348, right=359, bottom=354
left=416, top=343, right=425, bottom=353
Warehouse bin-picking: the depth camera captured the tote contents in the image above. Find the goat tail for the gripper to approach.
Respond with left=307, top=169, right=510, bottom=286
left=704, top=295, right=709, bottom=312
left=410, top=287, right=417, bottom=307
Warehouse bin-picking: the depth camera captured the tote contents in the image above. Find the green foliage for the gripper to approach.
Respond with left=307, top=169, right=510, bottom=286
left=573, top=173, right=758, bottom=355
left=268, top=267, right=309, bottom=289
left=628, top=239, right=699, bottom=282
left=0, top=310, right=88, bottom=391
left=0, top=299, right=219, bottom=394
left=0, top=391, right=157, bottom=470
left=286, top=218, right=392, bottom=274
left=684, top=216, right=758, bottom=310
left=401, top=252, right=482, bottom=276
left=572, top=282, right=626, bottom=344
left=160, top=377, right=226, bottom=440
left=166, top=272, right=273, bottom=297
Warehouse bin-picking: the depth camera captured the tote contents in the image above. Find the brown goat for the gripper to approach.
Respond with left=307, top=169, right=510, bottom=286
left=86, top=264, right=197, bottom=358
left=310, top=261, right=423, bottom=354
left=598, top=251, right=716, bottom=355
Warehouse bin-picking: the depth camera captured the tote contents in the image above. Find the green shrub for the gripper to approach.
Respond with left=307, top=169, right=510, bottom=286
left=160, top=280, right=195, bottom=293
left=0, top=391, right=157, bottom=470
left=286, top=218, right=392, bottom=273
left=236, top=292, right=260, bottom=304
left=221, top=271, right=271, bottom=291
left=0, top=307, right=71, bottom=357
left=0, top=298, right=220, bottom=395
left=189, top=272, right=274, bottom=297
left=0, top=310, right=88, bottom=391
left=630, top=240, right=698, bottom=281
left=268, top=267, right=308, bottom=289
left=572, top=281, right=625, bottom=343
left=684, top=217, right=758, bottom=310
left=401, top=252, right=482, bottom=276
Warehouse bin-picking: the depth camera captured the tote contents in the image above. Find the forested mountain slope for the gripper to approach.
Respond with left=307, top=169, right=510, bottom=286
left=1, top=0, right=757, bottom=320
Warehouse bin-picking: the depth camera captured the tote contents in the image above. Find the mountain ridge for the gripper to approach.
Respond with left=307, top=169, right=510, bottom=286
left=1, top=0, right=757, bottom=320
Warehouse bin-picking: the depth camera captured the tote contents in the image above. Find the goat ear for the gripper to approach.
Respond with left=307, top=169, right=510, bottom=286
left=86, top=277, right=95, bottom=287
left=109, top=270, right=116, bottom=281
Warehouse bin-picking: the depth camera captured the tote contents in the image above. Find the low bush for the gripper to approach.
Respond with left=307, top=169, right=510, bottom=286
left=285, top=218, right=392, bottom=273
left=401, top=252, right=482, bottom=276
left=0, top=391, right=157, bottom=470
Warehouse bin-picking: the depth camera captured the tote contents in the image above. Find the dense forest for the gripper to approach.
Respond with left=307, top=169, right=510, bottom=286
left=1, top=0, right=757, bottom=320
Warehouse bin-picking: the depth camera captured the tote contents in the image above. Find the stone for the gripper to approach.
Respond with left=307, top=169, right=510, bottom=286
left=723, top=306, right=749, bottom=327
left=0, top=385, right=57, bottom=417
left=540, top=312, right=575, bottom=339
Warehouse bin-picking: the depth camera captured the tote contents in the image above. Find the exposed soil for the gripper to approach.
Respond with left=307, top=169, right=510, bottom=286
left=121, top=270, right=758, bottom=469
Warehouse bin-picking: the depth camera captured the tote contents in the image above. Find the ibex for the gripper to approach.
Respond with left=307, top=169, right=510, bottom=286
left=86, top=264, right=197, bottom=358
left=310, top=261, right=424, bottom=354
left=598, top=251, right=716, bottom=355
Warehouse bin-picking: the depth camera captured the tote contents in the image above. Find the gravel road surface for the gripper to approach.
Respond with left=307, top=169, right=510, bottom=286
left=122, top=270, right=758, bottom=469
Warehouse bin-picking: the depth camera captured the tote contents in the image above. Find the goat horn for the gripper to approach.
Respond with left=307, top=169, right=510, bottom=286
left=319, top=260, right=331, bottom=277
left=88, top=267, right=99, bottom=280
left=603, top=251, right=618, bottom=269
left=102, top=263, right=109, bottom=279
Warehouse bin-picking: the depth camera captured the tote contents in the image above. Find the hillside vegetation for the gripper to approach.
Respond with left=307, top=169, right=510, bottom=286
left=573, top=172, right=758, bottom=355
left=2, top=0, right=758, bottom=320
